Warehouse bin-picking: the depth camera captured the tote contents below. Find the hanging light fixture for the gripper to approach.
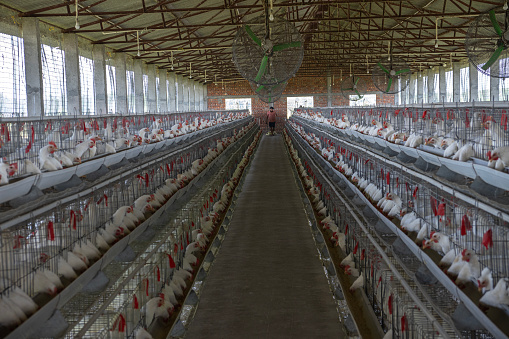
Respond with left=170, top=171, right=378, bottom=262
left=136, top=31, right=140, bottom=57
left=189, top=63, right=192, bottom=79
left=75, top=0, right=80, bottom=29
left=269, top=0, right=274, bottom=21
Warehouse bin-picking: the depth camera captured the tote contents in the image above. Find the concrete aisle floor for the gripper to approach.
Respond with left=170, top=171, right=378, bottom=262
left=185, top=134, right=345, bottom=339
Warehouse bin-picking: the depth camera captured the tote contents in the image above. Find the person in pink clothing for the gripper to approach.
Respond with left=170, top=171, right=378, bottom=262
left=266, top=106, right=277, bottom=135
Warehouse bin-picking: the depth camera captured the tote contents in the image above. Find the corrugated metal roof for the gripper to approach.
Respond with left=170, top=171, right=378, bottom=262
left=2, top=0, right=501, bottom=82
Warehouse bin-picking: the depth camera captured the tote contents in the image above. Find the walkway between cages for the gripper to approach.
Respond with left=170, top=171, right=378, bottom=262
left=185, top=134, right=345, bottom=338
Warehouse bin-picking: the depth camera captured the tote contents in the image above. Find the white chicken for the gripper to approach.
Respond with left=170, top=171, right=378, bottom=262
left=24, top=159, right=41, bottom=175
left=479, top=278, right=509, bottom=309
left=74, top=139, right=96, bottom=159
left=145, top=296, right=173, bottom=326
left=477, top=267, right=493, bottom=293
left=39, top=142, right=62, bottom=171
left=452, top=144, right=474, bottom=162
left=349, top=273, right=364, bottom=292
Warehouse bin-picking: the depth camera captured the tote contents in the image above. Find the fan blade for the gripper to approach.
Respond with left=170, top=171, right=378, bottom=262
left=273, top=41, right=302, bottom=52
left=386, top=78, right=393, bottom=93
left=344, top=88, right=354, bottom=91
left=482, top=44, right=504, bottom=70
left=488, top=10, right=503, bottom=37
left=354, top=89, right=362, bottom=99
left=254, top=55, right=269, bottom=82
left=395, top=69, right=410, bottom=75
left=255, top=85, right=265, bottom=93
left=354, top=77, right=360, bottom=85
left=377, top=62, right=390, bottom=74
left=269, top=96, right=272, bottom=102
left=245, top=25, right=262, bottom=46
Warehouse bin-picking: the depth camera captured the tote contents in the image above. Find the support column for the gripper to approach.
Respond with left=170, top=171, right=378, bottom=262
left=417, top=73, right=423, bottom=104
left=408, top=73, right=416, bottom=104
left=427, top=69, right=434, bottom=103
left=196, top=84, right=205, bottom=111
left=22, top=18, right=44, bottom=116
left=93, top=45, right=107, bottom=115
left=168, top=72, right=176, bottom=111
left=177, top=75, right=182, bottom=112
left=178, top=75, right=185, bottom=111
left=115, top=53, right=127, bottom=114
left=490, top=71, right=499, bottom=101
left=326, top=72, right=332, bottom=107
left=147, top=64, right=156, bottom=112
left=63, top=33, right=81, bottom=114
left=469, top=63, right=478, bottom=102
left=134, top=59, right=144, bottom=114
left=453, top=62, right=461, bottom=103
left=189, top=80, right=195, bottom=111
left=439, top=66, right=446, bottom=103
left=158, top=69, right=167, bottom=112
left=202, top=84, right=209, bottom=111
left=184, top=77, right=190, bottom=111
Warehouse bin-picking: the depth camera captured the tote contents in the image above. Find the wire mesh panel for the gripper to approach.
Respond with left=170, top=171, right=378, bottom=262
left=286, top=117, right=509, bottom=338
left=0, top=110, right=248, bottom=191
left=0, top=115, right=257, bottom=338
left=293, top=104, right=509, bottom=162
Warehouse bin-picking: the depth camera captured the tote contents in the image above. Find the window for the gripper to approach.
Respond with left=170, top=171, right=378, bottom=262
left=156, top=77, right=160, bottom=112
left=501, top=78, right=509, bottom=101
left=432, top=72, right=439, bottom=102
left=166, top=79, right=171, bottom=111
left=79, top=56, right=95, bottom=114
left=500, top=58, right=509, bottom=101
left=478, top=69, right=490, bottom=101
left=0, top=33, right=26, bottom=117
left=445, top=70, right=453, bottom=102
left=350, top=94, right=376, bottom=107
left=404, top=81, right=410, bottom=104
left=143, top=74, right=149, bottom=113
left=460, top=66, right=469, bottom=102
left=175, top=77, right=179, bottom=112
left=126, top=70, right=135, bottom=113
left=106, top=64, right=116, bottom=114
left=422, top=76, right=428, bottom=104
left=225, top=98, right=252, bottom=114
left=397, top=78, right=402, bottom=105
left=41, top=44, right=66, bottom=115
left=413, top=77, right=418, bottom=104
left=287, top=96, right=313, bottom=117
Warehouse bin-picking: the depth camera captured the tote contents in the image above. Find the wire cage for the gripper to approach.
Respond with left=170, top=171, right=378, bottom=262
left=286, top=119, right=507, bottom=338
left=293, top=104, right=509, bottom=162
left=0, top=110, right=249, bottom=187
left=74, top=124, right=259, bottom=338
left=0, top=115, right=258, bottom=338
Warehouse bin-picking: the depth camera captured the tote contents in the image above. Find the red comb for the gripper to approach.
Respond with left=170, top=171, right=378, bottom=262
left=48, top=141, right=57, bottom=147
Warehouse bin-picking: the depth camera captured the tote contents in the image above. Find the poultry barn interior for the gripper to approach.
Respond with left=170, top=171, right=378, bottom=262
left=0, top=0, right=508, bottom=338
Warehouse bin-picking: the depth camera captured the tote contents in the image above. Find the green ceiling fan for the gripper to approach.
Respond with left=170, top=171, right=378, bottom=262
left=341, top=75, right=368, bottom=101
left=232, top=0, right=304, bottom=85
left=250, top=81, right=287, bottom=103
left=465, top=7, right=509, bottom=78
left=372, top=51, right=411, bottom=94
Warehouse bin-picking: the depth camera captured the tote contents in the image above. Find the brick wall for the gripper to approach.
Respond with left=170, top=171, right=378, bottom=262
left=207, top=75, right=395, bottom=115
left=207, top=98, right=225, bottom=110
